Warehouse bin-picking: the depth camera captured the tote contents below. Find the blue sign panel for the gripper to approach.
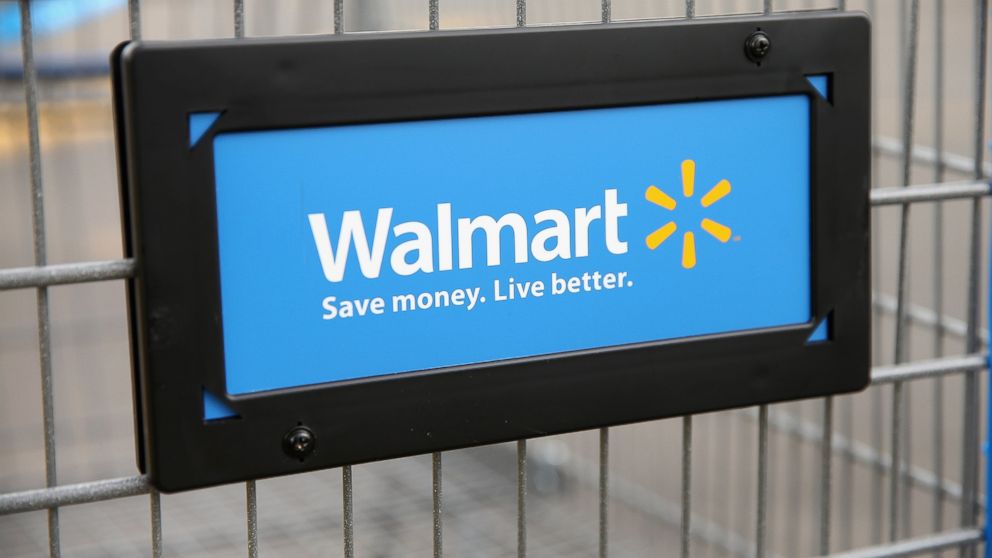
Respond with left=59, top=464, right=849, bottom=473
left=117, top=14, right=871, bottom=490
left=213, top=95, right=811, bottom=394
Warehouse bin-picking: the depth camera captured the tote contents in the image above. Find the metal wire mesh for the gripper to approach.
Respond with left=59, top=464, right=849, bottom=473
left=0, top=1, right=989, bottom=557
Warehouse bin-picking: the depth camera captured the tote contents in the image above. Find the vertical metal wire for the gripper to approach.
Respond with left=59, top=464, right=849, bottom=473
left=599, top=427, right=609, bottom=558
left=820, top=397, right=834, bottom=555
left=599, top=6, right=611, bottom=539
left=960, top=3, right=988, bottom=556
left=231, top=9, right=254, bottom=557
left=151, top=490, right=162, bottom=558
left=517, top=440, right=527, bottom=558
left=425, top=11, right=440, bottom=540
left=343, top=466, right=354, bottom=558
left=18, top=2, right=59, bottom=556
left=128, top=0, right=142, bottom=40
left=429, top=10, right=442, bottom=551
left=334, top=0, right=344, bottom=34
left=756, top=405, right=768, bottom=558
left=246, top=481, right=258, bottom=558
left=898, top=0, right=907, bottom=90
left=234, top=0, right=245, bottom=39
left=836, top=1, right=853, bottom=548
left=866, top=0, right=882, bottom=543
left=754, top=10, right=774, bottom=557
left=126, top=3, right=158, bottom=554
left=429, top=0, right=439, bottom=31
left=680, top=417, right=692, bottom=558
left=433, top=452, right=443, bottom=558
left=513, top=6, right=526, bottom=554
left=930, top=1, right=947, bottom=554
left=890, top=0, right=920, bottom=543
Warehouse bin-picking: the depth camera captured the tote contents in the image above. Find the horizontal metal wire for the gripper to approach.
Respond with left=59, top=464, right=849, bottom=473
left=0, top=258, right=135, bottom=291
left=823, top=527, right=982, bottom=558
left=871, top=353, right=988, bottom=384
left=874, top=135, right=992, bottom=177
left=0, top=475, right=150, bottom=516
left=870, top=180, right=990, bottom=206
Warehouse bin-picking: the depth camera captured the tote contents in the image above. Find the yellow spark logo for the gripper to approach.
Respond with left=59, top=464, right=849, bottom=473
left=644, top=159, right=733, bottom=269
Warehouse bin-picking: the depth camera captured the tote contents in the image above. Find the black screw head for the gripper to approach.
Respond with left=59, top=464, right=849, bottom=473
left=283, top=426, right=316, bottom=461
left=745, top=31, right=771, bottom=63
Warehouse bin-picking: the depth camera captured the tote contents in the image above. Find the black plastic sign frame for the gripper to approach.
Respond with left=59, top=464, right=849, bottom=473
left=113, top=12, right=870, bottom=492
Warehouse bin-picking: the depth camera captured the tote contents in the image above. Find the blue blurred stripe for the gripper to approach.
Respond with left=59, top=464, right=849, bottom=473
left=0, top=0, right=125, bottom=43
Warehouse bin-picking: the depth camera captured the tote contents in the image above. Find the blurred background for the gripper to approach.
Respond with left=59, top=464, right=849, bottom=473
left=0, top=1, right=989, bottom=557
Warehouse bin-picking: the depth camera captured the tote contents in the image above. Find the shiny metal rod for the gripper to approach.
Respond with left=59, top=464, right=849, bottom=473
left=19, top=1, right=59, bottom=554
left=599, top=427, right=609, bottom=558
left=0, top=259, right=136, bottom=291
left=681, top=416, right=692, bottom=558
left=517, top=440, right=527, bottom=558
left=343, top=466, right=354, bottom=558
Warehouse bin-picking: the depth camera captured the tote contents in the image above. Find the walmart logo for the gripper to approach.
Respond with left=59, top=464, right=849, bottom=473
left=644, top=160, right=733, bottom=269
left=306, top=158, right=736, bottom=282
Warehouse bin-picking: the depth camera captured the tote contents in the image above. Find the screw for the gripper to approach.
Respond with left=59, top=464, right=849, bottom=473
left=744, top=31, right=771, bottom=63
left=283, top=425, right=316, bottom=461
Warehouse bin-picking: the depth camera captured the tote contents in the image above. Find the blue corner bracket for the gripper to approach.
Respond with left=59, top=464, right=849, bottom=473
left=189, top=111, right=222, bottom=148
left=203, top=388, right=238, bottom=421
left=805, top=74, right=830, bottom=102
left=806, top=314, right=830, bottom=344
